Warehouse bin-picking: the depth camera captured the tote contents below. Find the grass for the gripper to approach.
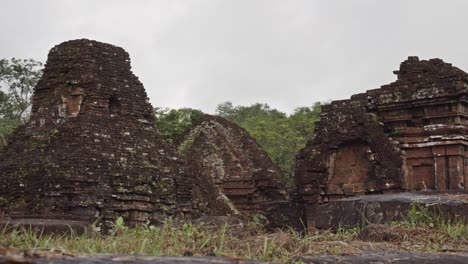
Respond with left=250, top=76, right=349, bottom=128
left=386, top=203, right=468, bottom=252
left=0, top=218, right=361, bottom=263
left=0, top=206, right=467, bottom=263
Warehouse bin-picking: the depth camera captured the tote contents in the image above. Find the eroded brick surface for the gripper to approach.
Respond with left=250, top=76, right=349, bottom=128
left=0, top=39, right=192, bottom=229
left=178, top=115, right=289, bottom=217
left=296, top=57, right=468, bottom=227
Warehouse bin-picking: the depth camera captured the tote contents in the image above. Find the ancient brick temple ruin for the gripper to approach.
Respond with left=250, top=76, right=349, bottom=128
left=296, top=56, right=468, bottom=227
left=178, top=115, right=289, bottom=217
left=5, top=39, right=466, bottom=232
left=0, top=39, right=192, bottom=228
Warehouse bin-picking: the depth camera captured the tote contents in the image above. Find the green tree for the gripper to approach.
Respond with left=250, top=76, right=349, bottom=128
left=0, top=58, right=43, bottom=147
left=216, top=101, right=286, bottom=124
left=215, top=101, right=321, bottom=181
left=0, top=58, right=43, bottom=120
left=288, top=102, right=321, bottom=139
left=154, top=107, right=204, bottom=143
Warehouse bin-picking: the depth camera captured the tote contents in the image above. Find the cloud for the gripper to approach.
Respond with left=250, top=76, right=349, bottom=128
left=1, top=0, right=468, bottom=113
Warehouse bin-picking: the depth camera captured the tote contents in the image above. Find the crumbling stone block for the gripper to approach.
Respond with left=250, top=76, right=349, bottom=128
left=0, top=39, right=192, bottom=229
left=296, top=56, right=468, bottom=227
left=178, top=115, right=289, bottom=218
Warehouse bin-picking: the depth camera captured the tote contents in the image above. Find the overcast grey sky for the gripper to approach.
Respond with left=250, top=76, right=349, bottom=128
left=1, top=0, right=468, bottom=113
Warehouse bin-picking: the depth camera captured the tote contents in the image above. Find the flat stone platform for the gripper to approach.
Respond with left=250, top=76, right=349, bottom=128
left=0, top=219, right=90, bottom=235
left=315, top=191, right=468, bottom=229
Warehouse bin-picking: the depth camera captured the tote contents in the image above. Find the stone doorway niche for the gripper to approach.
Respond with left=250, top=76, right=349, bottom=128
left=327, top=140, right=374, bottom=197
left=410, top=164, right=435, bottom=191
left=59, top=87, right=84, bottom=118
left=109, top=94, right=122, bottom=115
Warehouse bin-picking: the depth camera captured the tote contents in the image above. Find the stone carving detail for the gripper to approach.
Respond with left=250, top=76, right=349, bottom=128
left=296, top=57, right=468, bottom=227
left=178, top=115, right=289, bottom=217
left=0, top=39, right=192, bottom=229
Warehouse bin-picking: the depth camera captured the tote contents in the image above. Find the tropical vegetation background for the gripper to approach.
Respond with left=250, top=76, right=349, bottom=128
left=0, top=58, right=321, bottom=181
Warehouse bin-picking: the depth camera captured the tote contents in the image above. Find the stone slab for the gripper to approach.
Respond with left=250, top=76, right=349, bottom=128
left=1, top=249, right=467, bottom=264
left=299, top=250, right=468, bottom=264
left=0, top=253, right=264, bottom=264
left=0, top=219, right=90, bottom=235
left=315, top=192, right=468, bottom=229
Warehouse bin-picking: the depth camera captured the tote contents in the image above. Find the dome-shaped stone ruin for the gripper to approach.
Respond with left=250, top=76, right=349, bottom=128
left=0, top=39, right=193, bottom=230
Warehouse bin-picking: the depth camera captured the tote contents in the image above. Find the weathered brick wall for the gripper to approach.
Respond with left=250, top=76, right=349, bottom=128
left=295, top=95, right=403, bottom=227
left=296, top=57, right=468, bottom=227
left=0, top=39, right=192, bottom=229
left=178, top=115, right=289, bottom=217
left=368, top=57, right=468, bottom=191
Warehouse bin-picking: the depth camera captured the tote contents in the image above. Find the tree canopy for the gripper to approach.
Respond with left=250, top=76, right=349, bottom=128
left=216, top=101, right=321, bottom=181
left=154, top=107, right=204, bottom=143
left=154, top=102, right=321, bottom=181
left=0, top=57, right=322, bottom=183
left=0, top=58, right=43, bottom=147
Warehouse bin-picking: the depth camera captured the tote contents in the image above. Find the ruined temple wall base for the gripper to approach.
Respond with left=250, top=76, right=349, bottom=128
left=402, top=141, right=467, bottom=191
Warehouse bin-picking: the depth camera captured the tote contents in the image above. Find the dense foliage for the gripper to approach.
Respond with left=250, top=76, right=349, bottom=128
left=0, top=58, right=43, bottom=147
left=154, top=102, right=321, bottom=180
left=154, top=107, right=204, bottom=143
left=216, top=102, right=321, bottom=180
left=0, top=58, right=320, bottom=181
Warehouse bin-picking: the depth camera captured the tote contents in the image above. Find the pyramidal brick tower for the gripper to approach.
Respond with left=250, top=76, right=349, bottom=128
left=0, top=39, right=192, bottom=228
left=178, top=115, right=289, bottom=217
